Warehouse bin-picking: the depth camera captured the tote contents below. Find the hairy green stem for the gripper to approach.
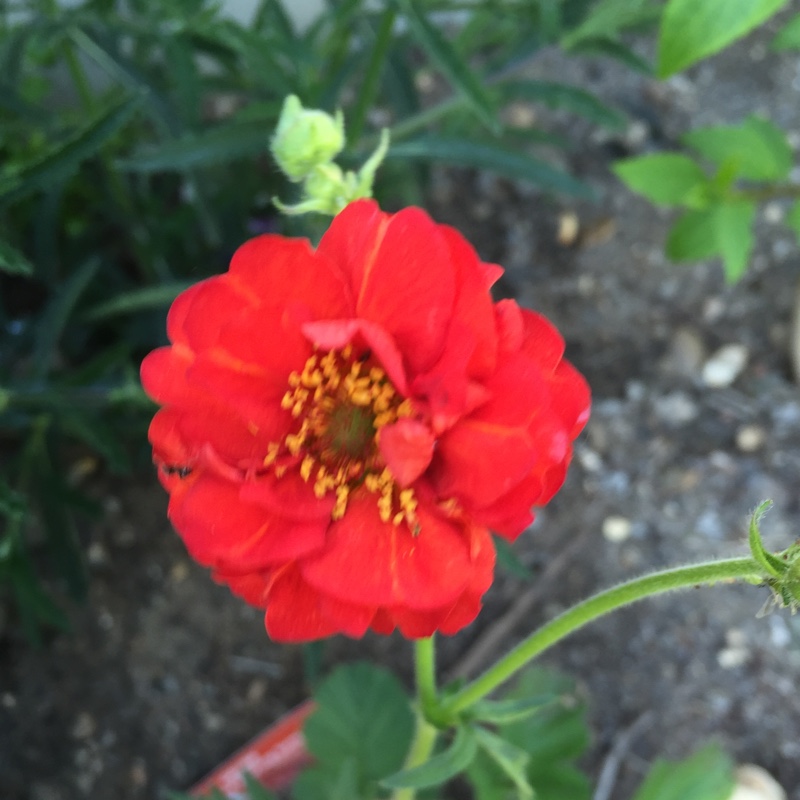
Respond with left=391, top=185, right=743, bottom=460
left=390, top=638, right=439, bottom=800
left=391, top=714, right=438, bottom=800
left=415, top=636, right=437, bottom=714
left=441, top=557, right=764, bottom=716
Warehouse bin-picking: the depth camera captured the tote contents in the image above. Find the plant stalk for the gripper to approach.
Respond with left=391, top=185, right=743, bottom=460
left=441, top=556, right=764, bottom=716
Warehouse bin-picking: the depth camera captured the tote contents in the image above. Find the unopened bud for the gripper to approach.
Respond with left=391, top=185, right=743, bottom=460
left=271, top=95, right=345, bottom=182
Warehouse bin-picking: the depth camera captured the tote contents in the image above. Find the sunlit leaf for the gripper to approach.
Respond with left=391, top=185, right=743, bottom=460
left=772, top=12, right=800, bottom=50
left=665, top=209, right=718, bottom=262
left=614, top=153, right=708, bottom=207
left=683, top=115, right=792, bottom=181
left=631, top=744, right=734, bottom=800
left=658, top=0, right=788, bottom=77
left=714, top=201, right=755, bottom=282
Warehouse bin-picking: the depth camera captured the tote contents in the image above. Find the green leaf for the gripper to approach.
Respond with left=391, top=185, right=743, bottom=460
left=665, top=209, right=718, bottom=262
left=474, top=727, right=533, bottom=798
left=242, top=772, right=278, bottom=800
left=82, top=282, right=194, bottom=322
left=714, top=200, right=755, bottom=282
left=293, top=759, right=359, bottom=800
left=568, top=36, right=654, bottom=73
left=397, top=0, right=499, bottom=133
left=787, top=199, right=800, bottom=245
left=381, top=725, right=478, bottom=790
left=614, top=154, right=708, bottom=207
left=116, top=119, right=271, bottom=173
left=493, top=535, right=534, bottom=582
left=683, top=116, right=792, bottom=181
left=632, top=744, right=735, bottom=800
left=562, top=0, right=660, bottom=48
left=7, top=547, right=71, bottom=643
left=657, top=0, right=789, bottom=77
left=503, top=668, right=591, bottom=800
left=498, top=79, right=626, bottom=130
left=0, top=93, right=143, bottom=204
left=665, top=202, right=756, bottom=281
left=0, top=239, right=34, bottom=276
left=388, top=136, right=592, bottom=197
left=772, top=12, right=800, bottom=50
left=36, top=469, right=88, bottom=601
left=304, top=663, right=414, bottom=789
left=32, top=258, right=101, bottom=380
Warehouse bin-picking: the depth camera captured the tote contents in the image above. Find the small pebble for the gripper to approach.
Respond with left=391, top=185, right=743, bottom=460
left=557, top=212, right=580, bottom=246
left=170, top=561, right=190, bottom=583
left=130, top=759, right=148, bottom=788
left=768, top=615, right=791, bottom=648
left=718, top=629, right=750, bottom=668
left=654, top=392, right=699, bottom=425
left=71, top=712, right=96, bottom=740
left=602, top=515, right=632, bottom=542
left=702, top=344, right=749, bottom=388
left=736, top=425, right=766, bottom=452
left=729, top=764, right=786, bottom=800
left=87, top=542, right=108, bottom=566
left=763, top=202, right=783, bottom=224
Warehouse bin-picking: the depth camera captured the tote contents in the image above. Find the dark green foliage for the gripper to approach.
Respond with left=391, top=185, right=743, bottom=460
left=0, top=0, right=644, bottom=641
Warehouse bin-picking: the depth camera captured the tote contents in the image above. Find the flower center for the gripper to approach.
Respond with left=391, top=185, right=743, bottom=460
left=266, top=345, right=419, bottom=528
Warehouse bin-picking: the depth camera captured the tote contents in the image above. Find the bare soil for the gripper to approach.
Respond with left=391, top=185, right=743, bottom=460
left=4, top=12, right=800, bottom=800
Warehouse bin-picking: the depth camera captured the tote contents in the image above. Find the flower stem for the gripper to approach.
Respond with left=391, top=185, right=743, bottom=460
left=391, top=713, right=438, bottom=800
left=441, top=556, right=764, bottom=716
left=415, top=636, right=437, bottom=715
left=391, top=637, right=439, bottom=800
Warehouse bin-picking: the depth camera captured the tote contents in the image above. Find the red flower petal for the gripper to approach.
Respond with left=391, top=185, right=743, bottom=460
left=169, top=476, right=327, bottom=570
left=264, top=565, right=375, bottom=641
left=300, top=493, right=470, bottom=609
left=228, top=234, right=353, bottom=319
left=318, top=201, right=456, bottom=375
left=240, top=471, right=335, bottom=522
left=378, top=419, right=435, bottom=488
left=142, top=200, right=591, bottom=642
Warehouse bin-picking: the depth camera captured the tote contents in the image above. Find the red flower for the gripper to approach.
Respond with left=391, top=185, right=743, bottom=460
left=141, top=200, right=589, bottom=641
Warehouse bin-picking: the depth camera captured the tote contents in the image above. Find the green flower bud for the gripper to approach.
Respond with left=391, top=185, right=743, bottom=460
left=271, top=95, right=345, bottom=182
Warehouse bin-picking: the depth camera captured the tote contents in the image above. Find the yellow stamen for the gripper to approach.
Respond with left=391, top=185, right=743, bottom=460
left=267, top=347, right=423, bottom=527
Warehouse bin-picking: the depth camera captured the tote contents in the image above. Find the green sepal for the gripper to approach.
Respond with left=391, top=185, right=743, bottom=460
left=748, top=500, right=784, bottom=577
left=473, top=726, right=534, bottom=799
left=380, top=725, right=477, bottom=791
left=466, top=693, right=554, bottom=725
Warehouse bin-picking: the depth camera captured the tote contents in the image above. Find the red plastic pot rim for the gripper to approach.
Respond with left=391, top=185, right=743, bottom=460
left=189, top=700, right=316, bottom=798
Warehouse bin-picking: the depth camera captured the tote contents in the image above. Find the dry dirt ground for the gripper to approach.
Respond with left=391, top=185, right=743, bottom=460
left=4, top=10, right=800, bottom=800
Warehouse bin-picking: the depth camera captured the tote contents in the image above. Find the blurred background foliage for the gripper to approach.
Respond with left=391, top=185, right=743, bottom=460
left=1, top=0, right=798, bottom=641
